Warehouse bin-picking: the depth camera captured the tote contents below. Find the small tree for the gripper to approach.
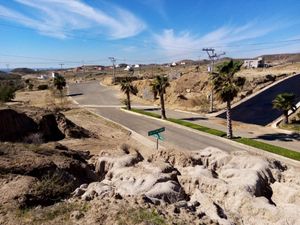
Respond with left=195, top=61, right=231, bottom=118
left=120, top=77, right=138, bottom=110
left=212, top=60, right=245, bottom=139
left=0, top=85, right=16, bottom=102
left=272, top=93, right=296, bottom=124
left=150, top=75, right=170, bottom=119
left=53, top=74, right=66, bottom=98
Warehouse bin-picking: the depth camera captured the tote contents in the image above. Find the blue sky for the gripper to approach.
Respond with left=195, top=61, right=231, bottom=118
left=0, top=0, right=300, bottom=68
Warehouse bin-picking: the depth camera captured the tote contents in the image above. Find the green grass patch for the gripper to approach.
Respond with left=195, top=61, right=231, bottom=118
left=131, top=108, right=161, bottom=119
left=168, top=118, right=226, bottom=137
left=236, top=137, right=300, bottom=161
left=130, top=108, right=226, bottom=137
left=129, top=108, right=300, bottom=161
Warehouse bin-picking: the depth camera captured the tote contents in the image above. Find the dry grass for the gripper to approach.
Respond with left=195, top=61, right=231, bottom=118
left=15, top=201, right=89, bottom=225
left=238, top=62, right=300, bottom=78
left=15, top=90, right=71, bottom=109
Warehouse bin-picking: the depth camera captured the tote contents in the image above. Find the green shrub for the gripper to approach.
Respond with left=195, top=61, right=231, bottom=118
left=37, top=84, right=49, bottom=90
left=0, top=85, right=16, bottom=102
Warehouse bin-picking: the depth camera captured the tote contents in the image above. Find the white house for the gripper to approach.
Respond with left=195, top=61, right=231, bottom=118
left=124, top=65, right=132, bottom=71
left=134, top=64, right=140, bottom=68
left=171, top=62, right=177, bottom=67
left=243, top=57, right=265, bottom=68
left=51, top=72, right=59, bottom=78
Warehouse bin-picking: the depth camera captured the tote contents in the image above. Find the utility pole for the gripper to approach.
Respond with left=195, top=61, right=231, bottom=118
left=59, top=63, right=64, bottom=70
left=108, top=57, right=116, bottom=82
left=202, top=48, right=225, bottom=112
left=81, top=60, right=85, bottom=76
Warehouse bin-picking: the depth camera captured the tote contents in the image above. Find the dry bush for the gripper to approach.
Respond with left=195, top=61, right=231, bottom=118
left=120, top=143, right=130, bottom=154
left=189, top=95, right=210, bottom=111
left=23, top=133, right=44, bottom=145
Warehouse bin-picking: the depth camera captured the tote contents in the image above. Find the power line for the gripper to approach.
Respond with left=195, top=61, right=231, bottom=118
left=108, top=57, right=116, bottom=81
left=203, top=48, right=226, bottom=113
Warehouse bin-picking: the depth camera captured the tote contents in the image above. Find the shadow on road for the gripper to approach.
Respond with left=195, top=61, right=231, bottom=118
left=180, top=117, right=208, bottom=121
left=144, top=108, right=161, bottom=111
left=67, top=93, right=83, bottom=97
left=256, top=132, right=300, bottom=142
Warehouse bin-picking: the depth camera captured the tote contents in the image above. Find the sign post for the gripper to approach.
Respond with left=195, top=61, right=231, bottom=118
left=148, top=127, right=165, bottom=149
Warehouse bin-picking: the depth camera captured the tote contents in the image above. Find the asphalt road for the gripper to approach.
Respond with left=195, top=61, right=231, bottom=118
left=68, top=81, right=120, bottom=106
left=68, top=82, right=246, bottom=152
left=217, top=74, right=300, bottom=125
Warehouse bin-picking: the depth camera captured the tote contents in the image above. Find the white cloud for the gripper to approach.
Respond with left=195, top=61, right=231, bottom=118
left=154, top=20, right=294, bottom=60
left=0, top=0, right=146, bottom=39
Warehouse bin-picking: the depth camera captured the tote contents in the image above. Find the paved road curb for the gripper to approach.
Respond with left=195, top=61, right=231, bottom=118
left=87, top=109, right=163, bottom=150
left=67, top=85, right=161, bottom=150
left=68, top=84, right=299, bottom=167
left=122, top=108, right=300, bottom=168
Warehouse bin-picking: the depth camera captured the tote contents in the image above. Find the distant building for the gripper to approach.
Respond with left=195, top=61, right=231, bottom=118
left=124, top=65, right=132, bottom=71
left=38, top=74, right=48, bottom=80
left=134, top=64, right=140, bottom=68
left=171, top=62, right=177, bottom=67
left=51, top=72, right=59, bottom=78
left=243, top=57, right=265, bottom=68
left=96, top=66, right=104, bottom=71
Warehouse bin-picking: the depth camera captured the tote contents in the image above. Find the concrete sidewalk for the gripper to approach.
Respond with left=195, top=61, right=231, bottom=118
left=144, top=108, right=300, bottom=152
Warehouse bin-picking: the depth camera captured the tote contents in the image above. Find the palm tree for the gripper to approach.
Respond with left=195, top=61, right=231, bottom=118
left=212, top=60, right=245, bottom=139
left=150, top=75, right=170, bottom=119
left=120, top=77, right=138, bottom=110
left=53, top=74, right=66, bottom=97
left=272, top=93, right=296, bottom=124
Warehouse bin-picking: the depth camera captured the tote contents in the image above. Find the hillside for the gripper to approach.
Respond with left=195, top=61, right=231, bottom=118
left=129, top=62, right=299, bottom=112
left=11, top=68, right=36, bottom=75
left=261, top=53, right=300, bottom=65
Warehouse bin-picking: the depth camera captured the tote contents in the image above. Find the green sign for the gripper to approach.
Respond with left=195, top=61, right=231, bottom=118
left=153, top=133, right=164, bottom=141
left=148, top=127, right=165, bottom=136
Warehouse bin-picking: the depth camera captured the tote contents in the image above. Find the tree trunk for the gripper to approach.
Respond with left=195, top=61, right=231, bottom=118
left=283, top=110, right=288, bottom=124
left=59, top=89, right=63, bottom=105
left=226, top=100, right=233, bottom=139
left=127, top=91, right=131, bottom=110
left=160, top=92, right=167, bottom=120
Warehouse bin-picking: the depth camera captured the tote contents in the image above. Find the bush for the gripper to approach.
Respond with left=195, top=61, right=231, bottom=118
left=28, top=83, right=34, bottom=90
left=26, top=172, right=74, bottom=207
left=37, top=84, right=48, bottom=90
left=0, top=85, right=16, bottom=102
left=23, top=133, right=44, bottom=145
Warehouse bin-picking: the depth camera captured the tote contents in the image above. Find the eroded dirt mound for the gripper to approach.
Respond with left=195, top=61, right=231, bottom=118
left=73, top=146, right=300, bottom=225
left=0, top=109, right=38, bottom=142
left=0, top=143, right=97, bottom=208
left=55, top=112, right=97, bottom=139
left=0, top=108, right=97, bottom=143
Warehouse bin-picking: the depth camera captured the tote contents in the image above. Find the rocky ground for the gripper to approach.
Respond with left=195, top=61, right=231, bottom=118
left=1, top=94, right=300, bottom=225
left=1, top=140, right=299, bottom=225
